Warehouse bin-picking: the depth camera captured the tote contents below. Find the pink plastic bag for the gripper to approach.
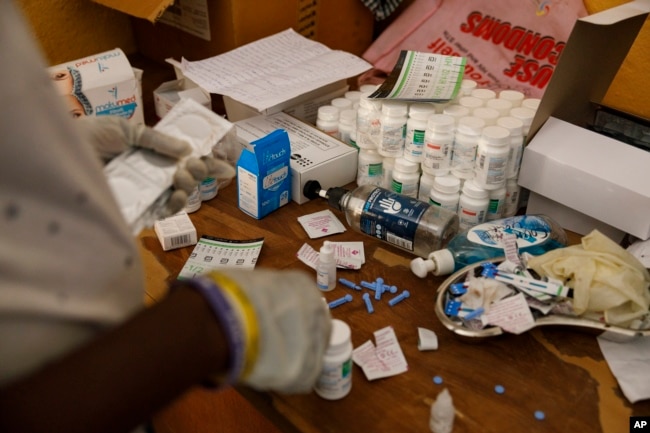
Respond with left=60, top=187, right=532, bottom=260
left=361, top=0, right=588, bottom=98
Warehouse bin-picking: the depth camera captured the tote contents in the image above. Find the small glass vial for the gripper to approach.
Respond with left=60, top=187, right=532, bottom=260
left=357, top=149, right=383, bottom=186
left=418, top=171, right=436, bottom=202
left=422, top=114, right=455, bottom=176
left=499, top=89, right=525, bottom=108
left=404, top=103, right=436, bottom=163
left=458, top=179, right=489, bottom=231
left=486, top=185, right=506, bottom=221
left=314, top=319, right=353, bottom=400
left=381, top=157, right=395, bottom=189
left=316, top=241, right=336, bottom=292
left=338, top=109, right=356, bottom=146
left=430, top=175, right=461, bottom=213
left=504, top=177, right=521, bottom=217
left=200, top=177, right=218, bottom=201
left=378, top=101, right=408, bottom=158
left=474, top=125, right=510, bottom=191
left=316, top=105, right=340, bottom=138
left=497, top=116, right=525, bottom=179
left=450, top=116, right=485, bottom=179
left=390, top=157, right=420, bottom=198
left=184, top=185, right=202, bottom=213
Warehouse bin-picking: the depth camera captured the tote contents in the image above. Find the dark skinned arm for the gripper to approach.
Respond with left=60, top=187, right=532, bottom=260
left=0, top=285, right=229, bottom=433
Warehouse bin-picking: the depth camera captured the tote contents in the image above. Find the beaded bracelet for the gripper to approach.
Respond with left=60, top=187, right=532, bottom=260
left=173, top=275, right=247, bottom=386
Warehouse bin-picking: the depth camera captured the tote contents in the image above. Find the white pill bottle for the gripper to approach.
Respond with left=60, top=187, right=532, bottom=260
left=314, top=319, right=353, bottom=400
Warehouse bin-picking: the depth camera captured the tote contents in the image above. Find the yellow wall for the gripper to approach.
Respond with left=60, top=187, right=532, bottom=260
left=15, top=0, right=136, bottom=65
left=15, top=0, right=650, bottom=118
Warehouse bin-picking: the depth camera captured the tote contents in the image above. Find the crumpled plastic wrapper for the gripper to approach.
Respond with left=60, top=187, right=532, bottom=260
left=527, top=230, right=650, bottom=327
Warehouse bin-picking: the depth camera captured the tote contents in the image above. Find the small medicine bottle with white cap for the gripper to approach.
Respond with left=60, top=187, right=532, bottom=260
left=316, top=241, right=336, bottom=292
left=314, top=319, right=353, bottom=400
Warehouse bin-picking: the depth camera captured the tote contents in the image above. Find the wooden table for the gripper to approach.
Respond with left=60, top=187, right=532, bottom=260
left=138, top=180, right=650, bottom=433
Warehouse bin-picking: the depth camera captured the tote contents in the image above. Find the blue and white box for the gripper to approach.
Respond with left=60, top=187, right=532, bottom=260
left=237, top=129, right=291, bottom=219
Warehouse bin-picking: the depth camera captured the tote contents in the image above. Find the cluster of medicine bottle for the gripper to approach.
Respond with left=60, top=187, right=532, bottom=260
left=314, top=80, right=541, bottom=232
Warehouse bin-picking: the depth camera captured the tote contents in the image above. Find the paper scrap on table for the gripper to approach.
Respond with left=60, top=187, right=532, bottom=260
left=597, top=334, right=650, bottom=403
left=296, top=242, right=365, bottom=270
left=178, top=236, right=264, bottom=279
left=297, top=209, right=346, bottom=239
left=352, top=326, right=408, bottom=381
left=418, top=327, right=439, bottom=351
left=481, top=293, right=536, bottom=334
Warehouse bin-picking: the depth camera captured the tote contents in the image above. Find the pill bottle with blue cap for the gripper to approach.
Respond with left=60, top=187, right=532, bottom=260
left=314, top=319, right=353, bottom=400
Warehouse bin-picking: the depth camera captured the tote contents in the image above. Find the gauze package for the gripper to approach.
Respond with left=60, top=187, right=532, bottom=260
left=104, top=98, right=235, bottom=233
left=48, top=48, right=145, bottom=123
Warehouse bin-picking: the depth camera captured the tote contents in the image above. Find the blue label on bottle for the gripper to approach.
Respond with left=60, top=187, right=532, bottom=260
left=359, top=188, right=429, bottom=252
left=466, top=215, right=551, bottom=248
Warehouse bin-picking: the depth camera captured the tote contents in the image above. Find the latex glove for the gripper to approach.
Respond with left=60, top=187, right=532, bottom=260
left=194, top=269, right=332, bottom=394
left=77, top=115, right=233, bottom=216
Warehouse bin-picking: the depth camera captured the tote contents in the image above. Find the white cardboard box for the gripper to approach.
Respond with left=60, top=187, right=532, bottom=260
left=234, top=112, right=358, bottom=204
left=48, top=48, right=144, bottom=124
left=518, top=0, right=650, bottom=240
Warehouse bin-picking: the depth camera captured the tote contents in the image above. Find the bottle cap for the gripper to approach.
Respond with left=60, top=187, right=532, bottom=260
left=327, top=319, right=352, bottom=354
left=427, top=114, right=455, bottom=131
left=472, top=107, right=500, bottom=126
left=409, top=103, right=437, bottom=120
left=433, top=175, right=461, bottom=194
left=394, top=157, right=420, bottom=173
left=458, top=96, right=483, bottom=110
left=320, top=241, right=334, bottom=262
left=470, top=88, right=497, bottom=102
left=410, top=257, right=435, bottom=278
left=486, top=98, right=513, bottom=117
left=456, top=116, right=485, bottom=136
left=481, top=125, right=510, bottom=146
left=462, top=179, right=488, bottom=199
left=499, top=90, right=525, bottom=107
left=382, top=101, right=408, bottom=117
left=317, top=105, right=339, bottom=121
left=496, top=116, right=524, bottom=136
left=430, top=249, right=455, bottom=276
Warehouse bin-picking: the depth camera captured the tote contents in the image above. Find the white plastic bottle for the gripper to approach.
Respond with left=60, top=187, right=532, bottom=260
left=429, top=175, right=461, bottom=213
left=509, top=106, right=536, bottom=141
left=485, top=98, right=513, bottom=118
left=316, top=105, right=340, bottom=138
left=314, top=319, right=353, bottom=400
left=200, top=177, right=218, bottom=201
left=338, top=109, right=357, bottom=146
left=404, top=103, right=436, bottom=163
left=357, top=149, right=383, bottom=186
left=331, top=97, right=353, bottom=112
left=356, top=93, right=382, bottom=149
left=316, top=241, right=336, bottom=292
left=503, top=177, right=520, bottom=217
left=458, top=96, right=483, bottom=111
left=442, top=104, right=470, bottom=124
left=184, top=185, right=202, bottom=213
left=450, top=116, right=485, bottom=180
left=486, top=185, right=506, bottom=221
left=470, top=88, right=497, bottom=104
left=457, top=179, right=489, bottom=231
left=304, top=180, right=459, bottom=258
left=381, top=156, right=395, bottom=190
left=473, top=125, right=510, bottom=191
left=422, top=114, right=455, bottom=176
left=522, top=97, right=541, bottom=111
left=472, top=107, right=500, bottom=126
left=378, top=101, right=408, bottom=158
left=390, top=157, right=420, bottom=198
left=496, top=116, right=525, bottom=179
left=418, top=171, right=436, bottom=202
left=498, top=89, right=525, bottom=108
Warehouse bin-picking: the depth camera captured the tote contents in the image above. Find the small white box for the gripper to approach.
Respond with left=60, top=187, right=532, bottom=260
left=519, top=1, right=650, bottom=240
left=48, top=48, right=144, bottom=124
left=234, top=112, right=358, bottom=204
left=154, top=211, right=198, bottom=251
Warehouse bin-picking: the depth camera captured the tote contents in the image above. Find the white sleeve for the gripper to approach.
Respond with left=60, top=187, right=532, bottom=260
left=0, top=1, right=146, bottom=385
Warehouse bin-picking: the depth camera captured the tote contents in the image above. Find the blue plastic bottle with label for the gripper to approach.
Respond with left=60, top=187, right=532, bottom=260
left=410, top=214, right=567, bottom=277
left=303, top=180, right=459, bottom=258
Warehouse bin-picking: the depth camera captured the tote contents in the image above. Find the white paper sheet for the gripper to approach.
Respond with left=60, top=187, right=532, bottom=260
left=597, top=334, right=650, bottom=403
left=180, top=28, right=371, bottom=112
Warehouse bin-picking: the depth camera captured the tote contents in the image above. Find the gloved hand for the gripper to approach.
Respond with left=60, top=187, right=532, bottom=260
left=189, top=269, right=333, bottom=394
left=76, top=115, right=235, bottom=216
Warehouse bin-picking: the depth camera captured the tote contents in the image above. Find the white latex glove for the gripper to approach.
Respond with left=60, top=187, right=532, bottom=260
left=196, top=269, right=332, bottom=394
left=76, top=115, right=234, bottom=216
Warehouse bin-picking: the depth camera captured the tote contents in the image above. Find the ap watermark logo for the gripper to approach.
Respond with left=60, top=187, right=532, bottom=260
left=631, top=417, right=650, bottom=432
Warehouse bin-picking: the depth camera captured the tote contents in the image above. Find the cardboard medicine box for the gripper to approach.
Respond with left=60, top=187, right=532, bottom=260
left=518, top=0, right=650, bottom=240
left=48, top=48, right=144, bottom=124
left=234, top=112, right=358, bottom=205
left=237, top=129, right=292, bottom=219
left=93, top=0, right=374, bottom=62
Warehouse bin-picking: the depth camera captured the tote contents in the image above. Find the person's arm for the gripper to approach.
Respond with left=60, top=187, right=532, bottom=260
left=0, top=285, right=229, bottom=433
